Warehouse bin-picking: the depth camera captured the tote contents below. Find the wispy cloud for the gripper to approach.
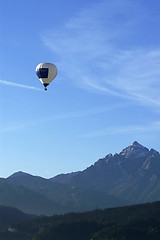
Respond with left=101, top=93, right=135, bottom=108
left=78, top=121, right=160, bottom=138
left=42, top=0, right=160, bottom=107
left=0, top=79, right=42, bottom=91
left=0, top=103, right=124, bottom=133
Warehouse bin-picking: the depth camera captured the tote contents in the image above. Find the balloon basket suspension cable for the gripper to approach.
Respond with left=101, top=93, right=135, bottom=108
left=43, top=84, right=48, bottom=91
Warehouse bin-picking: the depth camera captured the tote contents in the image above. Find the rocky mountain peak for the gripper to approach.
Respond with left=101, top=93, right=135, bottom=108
left=119, top=141, right=149, bottom=158
left=150, top=148, right=159, bottom=155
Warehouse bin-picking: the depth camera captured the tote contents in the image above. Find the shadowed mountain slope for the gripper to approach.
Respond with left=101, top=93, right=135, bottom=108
left=4, top=141, right=160, bottom=214
left=63, top=141, right=160, bottom=204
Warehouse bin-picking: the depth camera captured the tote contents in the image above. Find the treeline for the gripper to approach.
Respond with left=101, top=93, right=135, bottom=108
left=1, top=201, right=160, bottom=239
left=0, top=205, right=34, bottom=231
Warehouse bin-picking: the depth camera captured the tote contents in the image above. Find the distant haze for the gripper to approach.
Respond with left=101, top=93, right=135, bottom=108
left=0, top=142, right=159, bottom=215
left=1, top=0, right=160, bottom=178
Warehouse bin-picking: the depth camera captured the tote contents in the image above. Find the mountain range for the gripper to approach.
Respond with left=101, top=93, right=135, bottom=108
left=1, top=141, right=160, bottom=215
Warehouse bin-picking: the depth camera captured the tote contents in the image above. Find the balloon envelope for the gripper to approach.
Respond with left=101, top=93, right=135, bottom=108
left=36, top=63, right=57, bottom=89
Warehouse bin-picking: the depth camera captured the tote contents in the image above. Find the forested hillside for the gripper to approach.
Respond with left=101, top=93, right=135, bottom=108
left=0, top=206, right=34, bottom=231
left=1, top=201, right=160, bottom=240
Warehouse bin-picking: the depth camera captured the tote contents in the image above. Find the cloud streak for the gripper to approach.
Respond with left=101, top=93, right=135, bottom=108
left=0, top=79, right=42, bottom=91
left=78, top=121, right=160, bottom=138
left=0, top=103, right=124, bottom=133
left=42, top=0, right=160, bottom=107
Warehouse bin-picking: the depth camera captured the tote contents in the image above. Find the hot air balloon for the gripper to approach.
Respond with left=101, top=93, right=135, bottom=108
left=36, top=63, right=57, bottom=91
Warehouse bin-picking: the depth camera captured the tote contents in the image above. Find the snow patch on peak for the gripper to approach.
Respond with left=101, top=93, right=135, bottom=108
left=104, top=153, right=113, bottom=162
left=144, top=160, right=150, bottom=170
left=150, top=174, right=157, bottom=181
left=131, top=141, right=147, bottom=149
left=120, top=141, right=149, bottom=158
left=106, top=153, right=113, bottom=158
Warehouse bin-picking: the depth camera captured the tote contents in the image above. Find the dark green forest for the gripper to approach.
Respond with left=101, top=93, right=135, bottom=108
left=1, top=201, right=160, bottom=239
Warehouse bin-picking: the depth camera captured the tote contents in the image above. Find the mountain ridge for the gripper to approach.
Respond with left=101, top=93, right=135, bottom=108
left=6, top=170, right=128, bottom=214
left=2, top=141, right=160, bottom=215
left=57, top=141, right=160, bottom=203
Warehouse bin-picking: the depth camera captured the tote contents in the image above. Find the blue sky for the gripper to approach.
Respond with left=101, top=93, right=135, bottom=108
left=1, top=0, right=160, bottom=178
